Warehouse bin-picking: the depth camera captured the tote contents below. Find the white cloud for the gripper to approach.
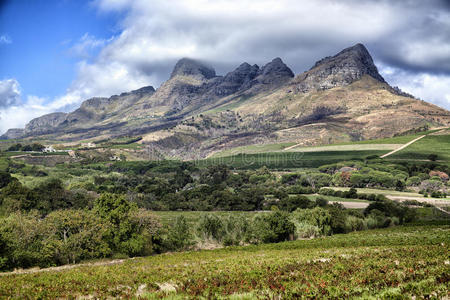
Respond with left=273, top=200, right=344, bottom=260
left=58, top=0, right=398, bottom=105
left=70, top=33, right=114, bottom=59
left=379, top=64, right=450, bottom=109
left=0, top=79, right=21, bottom=107
left=0, top=35, right=12, bottom=44
left=0, top=79, right=53, bottom=133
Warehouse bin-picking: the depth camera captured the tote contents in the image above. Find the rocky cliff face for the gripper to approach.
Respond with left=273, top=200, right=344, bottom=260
left=145, top=57, right=293, bottom=113
left=254, top=57, right=295, bottom=85
left=1, top=128, right=25, bottom=139
left=24, top=112, right=68, bottom=135
left=293, top=43, right=386, bottom=92
left=212, top=62, right=260, bottom=96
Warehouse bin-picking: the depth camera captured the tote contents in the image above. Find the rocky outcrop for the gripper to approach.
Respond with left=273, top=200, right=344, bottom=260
left=0, top=128, right=25, bottom=139
left=120, top=86, right=155, bottom=97
left=153, top=57, right=294, bottom=111
left=293, top=43, right=385, bottom=92
left=25, top=112, right=67, bottom=134
left=213, top=62, right=260, bottom=96
left=254, top=57, right=294, bottom=85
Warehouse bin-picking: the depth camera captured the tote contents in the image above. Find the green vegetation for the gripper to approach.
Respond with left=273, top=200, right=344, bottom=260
left=0, top=133, right=448, bottom=298
left=199, top=150, right=387, bottom=169
left=6, top=143, right=45, bottom=152
left=389, top=134, right=450, bottom=161
left=210, top=142, right=296, bottom=158
left=0, top=225, right=448, bottom=299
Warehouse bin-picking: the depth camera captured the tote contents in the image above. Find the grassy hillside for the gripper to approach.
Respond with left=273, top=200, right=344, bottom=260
left=1, top=225, right=448, bottom=299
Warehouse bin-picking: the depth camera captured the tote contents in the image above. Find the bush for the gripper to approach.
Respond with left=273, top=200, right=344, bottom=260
left=197, top=214, right=225, bottom=242
left=293, top=222, right=321, bottom=238
left=251, top=211, right=295, bottom=243
left=222, top=215, right=250, bottom=246
left=315, top=197, right=328, bottom=207
left=94, top=193, right=159, bottom=256
left=0, top=171, right=16, bottom=189
left=345, top=215, right=367, bottom=232
left=7, top=143, right=22, bottom=151
left=428, top=154, right=438, bottom=161
left=43, top=210, right=112, bottom=265
left=328, top=204, right=348, bottom=234
left=291, top=207, right=332, bottom=236
left=406, top=176, right=421, bottom=186
left=279, top=195, right=313, bottom=212
left=163, top=216, right=194, bottom=251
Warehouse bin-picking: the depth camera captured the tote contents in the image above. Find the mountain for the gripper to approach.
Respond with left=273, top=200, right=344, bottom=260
left=3, top=43, right=449, bottom=158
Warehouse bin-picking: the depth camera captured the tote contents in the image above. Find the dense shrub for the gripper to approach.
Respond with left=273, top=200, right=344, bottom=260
left=251, top=211, right=295, bottom=243
left=279, top=195, right=313, bottom=212
left=94, top=193, right=160, bottom=256
left=291, top=207, right=332, bottom=237
left=162, top=216, right=194, bottom=251
left=0, top=210, right=111, bottom=270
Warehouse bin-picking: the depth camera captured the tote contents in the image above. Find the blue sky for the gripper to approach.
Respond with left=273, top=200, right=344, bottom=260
left=0, top=0, right=449, bottom=133
left=0, top=0, right=122, bottom=99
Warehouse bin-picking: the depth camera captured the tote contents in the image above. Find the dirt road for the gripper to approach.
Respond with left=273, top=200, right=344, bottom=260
left=379, top=135, right=426, bottom=158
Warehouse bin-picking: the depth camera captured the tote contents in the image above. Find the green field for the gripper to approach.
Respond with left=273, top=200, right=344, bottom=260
left=389, top=134, right=450, bottom=161
left=210, top=143, right=296, bottom=158
left=1, top=225, right=448, bottom=299
left=197, top=150, right=388, bottom=169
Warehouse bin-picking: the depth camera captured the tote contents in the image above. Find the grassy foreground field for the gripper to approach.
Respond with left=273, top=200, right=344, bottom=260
left=1, top=225, right=448, bottom=299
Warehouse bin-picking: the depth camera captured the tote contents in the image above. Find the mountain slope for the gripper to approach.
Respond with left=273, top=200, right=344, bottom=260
left=3, top=43, right=449, bottom=159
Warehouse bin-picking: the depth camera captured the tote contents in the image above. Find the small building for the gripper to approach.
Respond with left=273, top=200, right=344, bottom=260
left=81, top=142, right=96, bottom=148
left=43, top=146, right=56, bottom=153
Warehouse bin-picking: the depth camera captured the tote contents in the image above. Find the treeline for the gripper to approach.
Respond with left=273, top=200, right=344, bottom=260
left=0, top=193, right=158, bottom=270
left=7, top=143, right=45, bottom=152
left=0, top=193, right=414, bottom=271
left=3, top=159, right=448, bottom=214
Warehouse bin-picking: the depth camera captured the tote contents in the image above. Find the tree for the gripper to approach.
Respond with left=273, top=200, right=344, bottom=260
left=31, top=143, right=45, bottom=152
left=7, top=144, right=22, bottom=151
left=43, top=210, right=111, bottom=265
left=252, top=211, right=295, bottom=243
left=164, top=216, right=194, bottom=251
left=428, top=154, right=438, bottom=161
left=22, top=145, right=32, bottom=152
left=291, top=207, right=332, bottom=236
left=94, top=193, right=140, bottom=255
left=279, top=195, right=313, bottom=212
left=0, top=171, right=16, bottom=189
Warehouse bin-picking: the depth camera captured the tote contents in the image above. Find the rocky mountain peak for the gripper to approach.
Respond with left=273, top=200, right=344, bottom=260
left=294, top=43, right=386, bottom=92
left=170, top=58, right=216, bottom=79
left=255, top=57, right=294, bottom=85
left=212, top=62, right=260, bottom=96
left=223, top=62, right=260, bottom=83
left=310, top=43, right=385, bottom=83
